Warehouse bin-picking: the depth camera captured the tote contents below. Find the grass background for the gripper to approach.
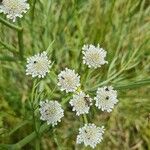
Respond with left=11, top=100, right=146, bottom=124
left=0, top=0, right=150, bottom=149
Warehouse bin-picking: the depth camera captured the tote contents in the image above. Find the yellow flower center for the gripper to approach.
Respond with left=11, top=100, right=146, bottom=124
left=75, top=98, right=86, bottom=109
left=65, top=76, right=76, bottom=87
left=89, top=52, right=100, bottom=62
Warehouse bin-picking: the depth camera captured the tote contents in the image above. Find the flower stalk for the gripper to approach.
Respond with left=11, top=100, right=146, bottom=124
left=12, top=123, right=49, bottom=149
left=0, top=40, right=18, bottom=54
left=17, top=27, right=24, bottom=60
left=0, top=17, right=22, bottom=31
left=83, top=114, right=88, bottom=124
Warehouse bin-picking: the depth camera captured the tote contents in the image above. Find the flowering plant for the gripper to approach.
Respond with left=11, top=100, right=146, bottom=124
left=0, top=0, right=149, bottom=149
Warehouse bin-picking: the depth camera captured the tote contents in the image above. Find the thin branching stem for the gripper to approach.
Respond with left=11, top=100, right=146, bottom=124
left=0, top=17, right=22, bottom=31
left=115, top=79, right=150, bottom=90
left=90, top=67, right=125, bottom=91
left=17, top=21, right=24, bottom=60
left=0, top=55, right=18, bottom=61
left=53, top=129, right=61, bottom=150
left=89, top=78, right=150, bottom=92
left=29, top=0, right=37, bottom=51
left=31, top=0, right=37, bottom=21
left=12, top=123, right=49, bottom=149
left=31, top=80, right=41, bottom=149
left=0, top=40, right=18, bottom=54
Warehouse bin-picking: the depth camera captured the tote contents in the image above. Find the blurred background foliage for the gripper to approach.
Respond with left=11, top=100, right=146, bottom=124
left=0, top=0, right=150, bottom=149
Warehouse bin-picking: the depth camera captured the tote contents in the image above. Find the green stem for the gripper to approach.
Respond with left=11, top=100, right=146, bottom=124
left=83, top=114, right=88, bottom=124
left=31, top=0, right=37, bottom=21
left=30, top=80, right=41, bottom=149
left=114, top=79, right=150, bottom=90
left=12, top=123, right=49, bottom=149
left=9, top=120, right=29, bottom=136
left=90, top=67, right=126, bottom=91
left=53, top=129, right=61, bottom=150
left=81, top=66, right=90, bottom=85
left=17, top=27, right=24, bottom=60
left=35, top=138, right=40, bottom=150
left=29, top=0, right=36, bottom=51
left=0, top=17, right=22, bottom=31
left=89, top=78, right=150, bottom=92
left=0, top=40, right=18, bottom=54
left=0, top=17, right=24, bottom=60
left=61, top=95, right=73, bottom=106
left=0, top=55, right=18, bottom=61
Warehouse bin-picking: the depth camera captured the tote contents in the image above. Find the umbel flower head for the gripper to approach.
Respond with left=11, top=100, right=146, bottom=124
left=58, top=68, right=80, bottom=93
left=0, top=0, right=30, bottom=22
left=26, top=51, right=51, bottom=78
left=39, top=100, right=64, bottom=126
left=77, top=123, right=105, bottom=149
left=69, top=92, right=92, bottom=116
left=94, top=86, right=118, bottom=112
left=82, top=44, right=108, bottom=68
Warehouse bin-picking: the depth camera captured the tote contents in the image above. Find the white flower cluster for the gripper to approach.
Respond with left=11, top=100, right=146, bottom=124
left=26, top=51, right=51, bottom=78
left=0, top=0, right=30, bottom=22
left=54, top=44, right=118, bottom=148
left=69, top=92, right=92, bottom=116
left=82, top=44, right=108, bottom=68
left=95, top=86, right=118, bottom=112
left=77, top=123, right=105, bottom=148
left=39, top=100, right=64, bottom=126
left=58, top=68, right=80, bottom=93
left=74, top=87, right=118, bottom=148
left=24, top=43, right=119, bottom=149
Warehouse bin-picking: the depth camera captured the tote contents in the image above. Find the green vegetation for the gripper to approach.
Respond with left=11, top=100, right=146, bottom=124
left=0, top=0, right=150, bottom=149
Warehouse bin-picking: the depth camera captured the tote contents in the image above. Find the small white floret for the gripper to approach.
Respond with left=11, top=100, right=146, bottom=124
left=26, top=51, right=51, bottom=78
left=0, top=0, right=30, bottom=22
left=82, top=44, right=108, bottom=68
left=77, top=123, right=105, bottom=148
left=39, top=100, right=64, bottom=126
left=69, top=92, right=92, bottom=116
left=94, top=86, right=118, bottom=112
left=58, top=68, right=80, bottom=93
